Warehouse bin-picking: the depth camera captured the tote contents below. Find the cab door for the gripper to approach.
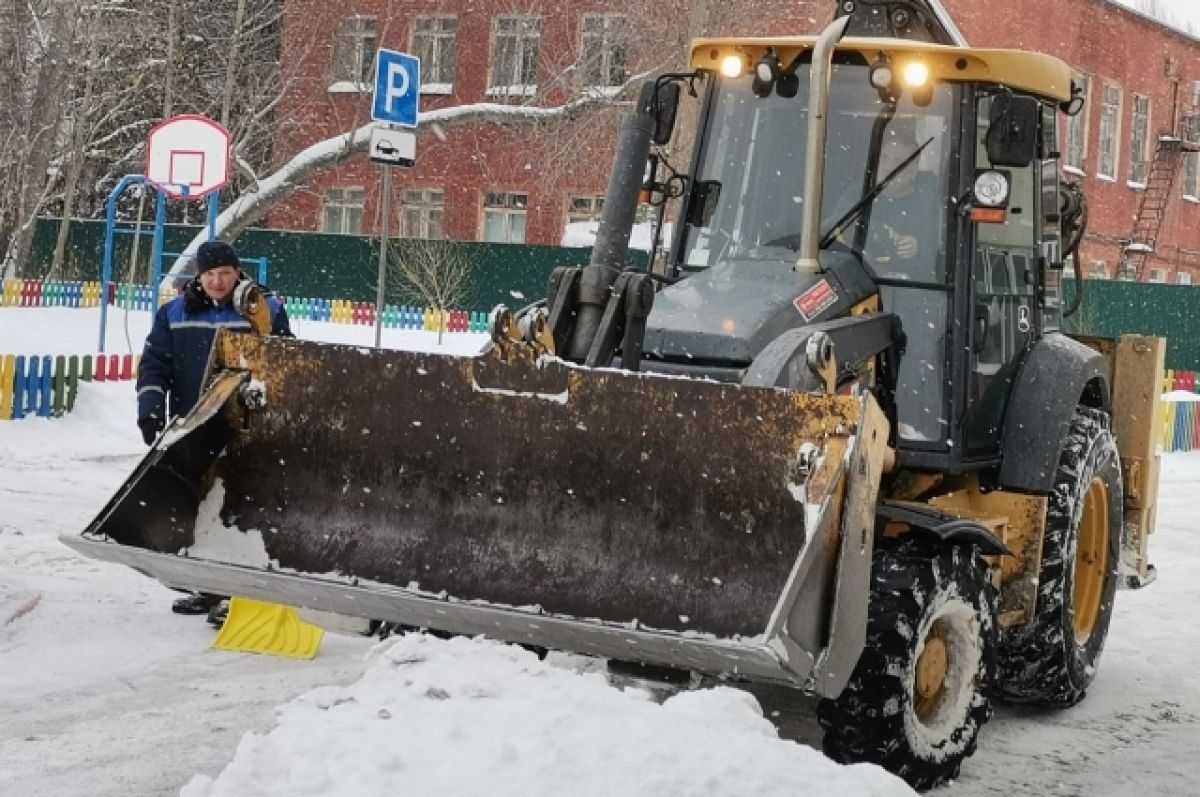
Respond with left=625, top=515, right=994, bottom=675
left=965, top=94, right=1043, bottom=453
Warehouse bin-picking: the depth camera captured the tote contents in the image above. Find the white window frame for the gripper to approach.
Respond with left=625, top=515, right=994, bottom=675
left=567, top=195, right=604, bottom=223
left=1185, top=82, right=1200, bottom=201
left=1065, top=73, right=1091, bottom=175
left=321, top=186, right=366, bottom=235
left=483, top=191, right=529, bottom=243
left=1177, top=272, right=1193, bottom=286
left=413, top=16, right=457, bottom=94
left=1091, top=260, right=1109, bottom=279
left=1097, top=82, right=1121, bottom=181
left=1128, top=95, right=1150, bottom=187
left=580, top=15, right=628, bottom=88
left=1147, top=267, right=1167, bottom=284
left=330, top=16, right=377, bottom=90
left=487, top=17, right=541, bottom=98
left=400, top=189, right=445, bottom=239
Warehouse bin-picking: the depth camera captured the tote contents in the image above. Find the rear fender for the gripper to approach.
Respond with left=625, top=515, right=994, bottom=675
left=998, top=333, right=1109, bottom=494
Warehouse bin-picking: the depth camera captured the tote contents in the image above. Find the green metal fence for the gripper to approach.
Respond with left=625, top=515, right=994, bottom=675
left=1062, top=278, right=1200, bottom=372
left=25, top=219, right=1200, bottom=371
left=28, top=217, right=647, bottom=312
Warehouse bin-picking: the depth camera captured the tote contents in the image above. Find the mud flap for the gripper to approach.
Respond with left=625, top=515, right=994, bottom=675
left=64, top=333, right=888, bottom=691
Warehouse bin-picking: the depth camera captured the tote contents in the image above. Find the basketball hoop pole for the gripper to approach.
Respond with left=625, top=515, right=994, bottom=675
left=207, top=192, right=219, bottom=241
left=99, top=174, right=153, bottom=352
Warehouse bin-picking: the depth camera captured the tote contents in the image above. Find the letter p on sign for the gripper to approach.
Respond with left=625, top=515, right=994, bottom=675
left=372, top=49, right=420, bottom=128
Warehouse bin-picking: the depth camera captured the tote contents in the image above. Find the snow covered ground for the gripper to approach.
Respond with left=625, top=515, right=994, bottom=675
left=3, top=306, right=1199, bottom=796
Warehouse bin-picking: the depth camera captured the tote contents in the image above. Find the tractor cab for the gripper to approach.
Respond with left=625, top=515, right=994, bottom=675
left=649, top=37, right=1079, bottom=474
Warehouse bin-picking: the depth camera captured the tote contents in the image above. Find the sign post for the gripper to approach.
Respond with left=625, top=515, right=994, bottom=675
left=370, top=49, right=420, bottom=348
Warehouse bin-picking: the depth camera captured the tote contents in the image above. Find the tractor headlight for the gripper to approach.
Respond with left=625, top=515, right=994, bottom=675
left=973, top=170, right=1011, bottom=207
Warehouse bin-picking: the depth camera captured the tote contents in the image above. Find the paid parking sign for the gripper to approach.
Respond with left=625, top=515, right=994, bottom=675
left=373, top=49, right=420, bottom=128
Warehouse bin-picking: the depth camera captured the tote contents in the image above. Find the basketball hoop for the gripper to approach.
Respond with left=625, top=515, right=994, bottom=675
left=145, top=115, right=232, bottom=200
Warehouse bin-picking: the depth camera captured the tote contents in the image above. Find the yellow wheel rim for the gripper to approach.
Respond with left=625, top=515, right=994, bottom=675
left=1073, top=476, right=1110, bottom=645
left=915, top=620, right=949, bottom=720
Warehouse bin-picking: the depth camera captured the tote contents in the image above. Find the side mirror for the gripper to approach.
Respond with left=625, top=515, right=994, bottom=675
left=986, top=93, right=1040, bottom=168
left=651, top=82, right=680, bottom=146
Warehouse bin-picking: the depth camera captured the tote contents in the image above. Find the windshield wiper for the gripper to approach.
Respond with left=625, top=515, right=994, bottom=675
left=818, top=136, right=934, bottom=250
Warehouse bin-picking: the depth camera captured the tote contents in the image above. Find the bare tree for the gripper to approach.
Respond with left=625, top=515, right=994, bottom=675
left=166, top=86, right=650, bottom=276
left=386, top=237, right=473, bottom=344
left=2, top=0, right=301, bottom=280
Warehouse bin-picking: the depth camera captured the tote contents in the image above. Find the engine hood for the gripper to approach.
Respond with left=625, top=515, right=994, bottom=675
left=644, top=252, right=876, bottom=363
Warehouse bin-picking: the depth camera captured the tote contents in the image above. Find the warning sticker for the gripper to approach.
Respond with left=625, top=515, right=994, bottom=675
left=793, top=279, right=838, bottom=321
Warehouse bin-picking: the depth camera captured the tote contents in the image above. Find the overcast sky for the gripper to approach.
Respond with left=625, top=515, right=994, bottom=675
left=1112, top=0, right=1200, bottom=34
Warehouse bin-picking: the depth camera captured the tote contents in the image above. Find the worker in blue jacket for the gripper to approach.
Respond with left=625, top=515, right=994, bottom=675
left=136, top=240, right=292, bottom=441
left=135, top=239, right=293, bottom=616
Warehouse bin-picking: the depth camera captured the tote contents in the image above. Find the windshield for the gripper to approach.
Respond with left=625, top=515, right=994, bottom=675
left=679, top=55, right=958, bottom=284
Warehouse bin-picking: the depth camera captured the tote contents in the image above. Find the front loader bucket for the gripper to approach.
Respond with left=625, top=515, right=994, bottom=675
left=64, top=332, right=888, bottom=692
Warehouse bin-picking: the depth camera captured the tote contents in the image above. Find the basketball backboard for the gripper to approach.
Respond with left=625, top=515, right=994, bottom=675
left=145, top=115, right=231, bottom=200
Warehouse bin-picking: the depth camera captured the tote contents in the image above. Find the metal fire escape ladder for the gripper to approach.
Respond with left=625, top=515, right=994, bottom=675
left=1122, top=137, right=1190, bottom=280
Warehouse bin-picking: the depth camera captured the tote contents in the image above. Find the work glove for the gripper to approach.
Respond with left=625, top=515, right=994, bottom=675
left=139, top=416, right=164, bottom=446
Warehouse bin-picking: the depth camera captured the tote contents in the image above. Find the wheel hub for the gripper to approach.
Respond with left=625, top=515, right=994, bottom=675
left=915, top=622, right=949, bottom=718
left=1073, top=476, right=1111, bottom=645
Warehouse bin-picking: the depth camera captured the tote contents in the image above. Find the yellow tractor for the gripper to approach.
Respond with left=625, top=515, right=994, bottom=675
left=66, top=1, right=1164, bottom=788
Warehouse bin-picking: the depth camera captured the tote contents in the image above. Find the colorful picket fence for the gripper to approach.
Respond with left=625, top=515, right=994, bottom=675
left=1, top=278, right=171, bottom=310
left=1162, top=369, right=1200, bottom=453
left=280, top=296, right=489, bottom=333
left=3, top=278, right=489, bottom=333
left=0, top=353, right=139, bottom=420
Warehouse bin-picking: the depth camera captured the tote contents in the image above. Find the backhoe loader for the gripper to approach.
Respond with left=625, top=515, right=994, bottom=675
left=65, top=0, right=1165, bottom=789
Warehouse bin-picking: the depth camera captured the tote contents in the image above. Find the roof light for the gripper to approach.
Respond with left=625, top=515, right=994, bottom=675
left=720, top=55, right=745, bottom=78
left=870, top=64, right=895, bottom=89
left=902, top=61, right=930, bottom=88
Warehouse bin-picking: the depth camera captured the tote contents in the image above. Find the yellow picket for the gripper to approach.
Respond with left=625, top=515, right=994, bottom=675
left=0, top=355, right=15, bottom=420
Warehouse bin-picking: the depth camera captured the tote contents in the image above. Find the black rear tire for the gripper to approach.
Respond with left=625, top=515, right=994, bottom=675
left=817, top=536, right=996, bottom=791
left=996, top=407, right=1122, bottom=707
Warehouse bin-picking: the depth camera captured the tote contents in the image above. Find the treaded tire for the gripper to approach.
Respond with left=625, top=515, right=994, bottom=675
left=996, top=406, right=1122, bottom=707
left=817, top=536, right=996, bottom=791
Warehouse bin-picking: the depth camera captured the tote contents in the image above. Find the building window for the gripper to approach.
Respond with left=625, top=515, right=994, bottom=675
left=400, top=189, right=444, bottom=239
left=1148, top=267, right=1167, bottom=284
left=331, top=16, right=377, bottom=86
left=1091, top=260, right=1109, bottom=279
left=1097, top=83, right=1121, bottom=180
left=488, top=17, right=541, bottom=96
left=580, top=16, right=628, bottom=87
left=567, top=195, right=604, bottom=223
left=1129, top=95, right=1150, bottom=185
left=322, top=187, right=365, bottom=234
left=1185, top=82, right=1200, bottom=199
left=413, top=17, right=457, bottom=92
left=1178, top=272, right=1193, bottom=286
left=1065, top=74, right=1090, bottom=172
left=483, top=191, right=528, bottom=243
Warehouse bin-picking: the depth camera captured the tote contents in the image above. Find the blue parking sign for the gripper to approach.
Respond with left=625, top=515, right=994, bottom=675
left=373, top=49, right=420, bottom=127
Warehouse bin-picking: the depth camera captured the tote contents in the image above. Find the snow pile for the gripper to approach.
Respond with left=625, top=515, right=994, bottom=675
left=182, top=634, right=915, bottom=797
left=0, top=305, right=487, bottom=358
left=1163, top=390, right=1200, bottom=403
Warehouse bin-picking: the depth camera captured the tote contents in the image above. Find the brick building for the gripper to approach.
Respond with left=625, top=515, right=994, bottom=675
left=270, top=0, right=1200, bottom=282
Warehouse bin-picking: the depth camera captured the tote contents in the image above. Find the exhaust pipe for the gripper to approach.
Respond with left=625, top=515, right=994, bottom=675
left=565, top=82, right=658, bottom=360
left=797, top=15, right=851, bottom=273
